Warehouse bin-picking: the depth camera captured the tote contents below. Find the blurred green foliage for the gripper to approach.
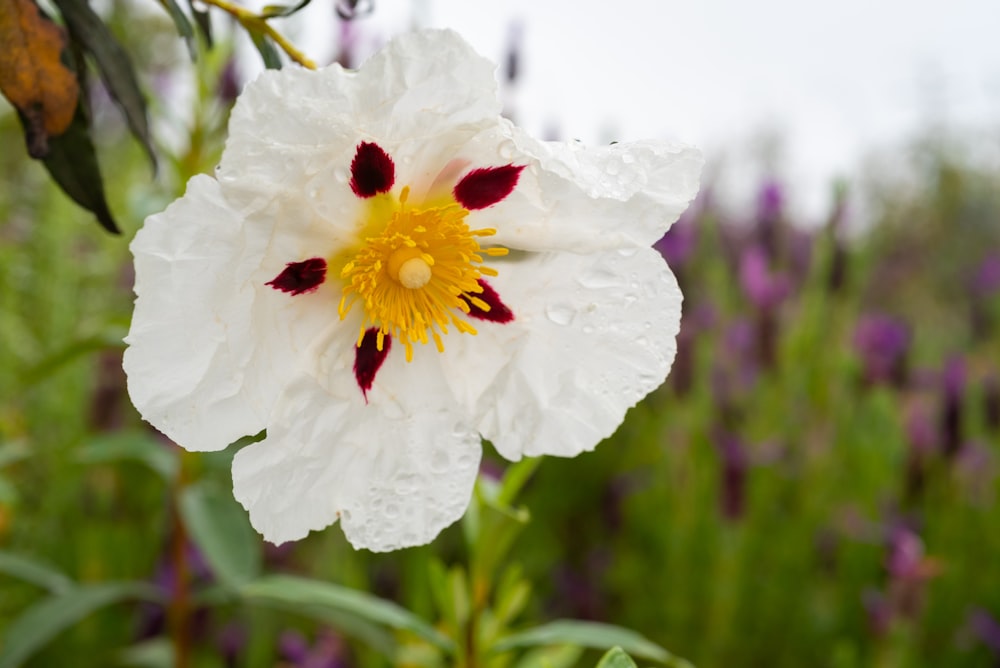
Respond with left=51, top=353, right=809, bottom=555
left=2, top=5, right=1000, bottom=668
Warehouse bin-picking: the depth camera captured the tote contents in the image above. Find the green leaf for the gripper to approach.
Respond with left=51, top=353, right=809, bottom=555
left=241, top=575, right=455, bottom=653
left=0, top=582, right=161, bottom=668
left=492, top=621, right=689, bottom=666
left=246, top=26, right=282, bottom=69
left=186, top=0, right=213, bottom=48
left=515, top=644, right=585, bottom=668
left=260, top=0, right=312, bottom=18
left=77, top=430, right=178, bottom=481
left=0, top=550, right=75, bottom=594
left=53, top=0, right=157, bottom=171
left=33, top=102, right=119, bottom=233
left=155, top=0, right=196, bottom=59
left=249, top=597, right=398, bottom=658
left=179, top=481, right=261, bottom=589
left=24, top=326, right=126, bottom=385
left=595, top=647, right=639, bottom=668
left=0, top=440, right=30, bottom=469
left=115, top=638, right=174, bottom=668
left=497, top=456, right=542, bottom=507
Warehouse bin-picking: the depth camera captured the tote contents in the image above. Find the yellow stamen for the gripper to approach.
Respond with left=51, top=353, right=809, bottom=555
left=339, top=193, right=506, bottom=361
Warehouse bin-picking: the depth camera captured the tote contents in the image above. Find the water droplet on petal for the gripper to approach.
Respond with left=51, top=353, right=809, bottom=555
left=384, top=503, right=400, bottom=519
left=577, top=267, right=624, bottom=289
left=498, top=140, right=516, bottom=159
left=617, top=247, right=638, bottom=258
left=544, top=303, right=575, bottom=326
left=430, top=449, right=450, bottom=473
left=334, top=168, right=349, bottom=183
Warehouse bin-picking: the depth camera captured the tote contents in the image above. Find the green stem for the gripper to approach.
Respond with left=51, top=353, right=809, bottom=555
left=168, top=450, right=193, bottom=668
left=198, top=0, right=317, bottom=69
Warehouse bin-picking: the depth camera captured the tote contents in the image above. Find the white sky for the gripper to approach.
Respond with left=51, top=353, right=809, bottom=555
left=273, top=0, right=1000, bottom=222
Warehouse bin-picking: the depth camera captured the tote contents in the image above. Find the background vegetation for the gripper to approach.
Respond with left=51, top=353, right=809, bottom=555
left=1, top=2, right=999, bottom=667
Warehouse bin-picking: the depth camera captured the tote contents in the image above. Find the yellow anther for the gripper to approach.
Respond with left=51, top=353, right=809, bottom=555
left=339, top=191, right=507, bottom=361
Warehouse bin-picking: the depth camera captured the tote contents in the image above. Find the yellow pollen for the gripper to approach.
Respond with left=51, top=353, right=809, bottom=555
left=338, top=192, right=507, bottom=361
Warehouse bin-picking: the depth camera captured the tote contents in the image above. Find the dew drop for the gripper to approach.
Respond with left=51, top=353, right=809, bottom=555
left=393, top=473, right=418, bottom=495
left=498, top=140, right=517, bottom=159
left=617, top=247, right=638, bottom=258
left=605, top=160, right=620, bottom=176
left=621, top=153, right=636, bottom=165
left=582, top=324, right=595, bottom=334
left=384, top=503, right=400, bottom=519
left=429, top=449, right=450, bottom=473
left=334, top=168, right=349, bottom=183
left=577, top=267, right=623, bottom=289
left=544, top=303, right=575, bottom=326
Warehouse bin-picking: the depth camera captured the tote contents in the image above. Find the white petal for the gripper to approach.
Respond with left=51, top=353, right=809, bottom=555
left=231, top=343, right=481, bottom=551
left=453, top=121, right=703, bottom=252
left=216, top=29, right=504, bottom=219
left=124, top=176, right=331, bottom=451
left=442, top=247, right=682, bottom=460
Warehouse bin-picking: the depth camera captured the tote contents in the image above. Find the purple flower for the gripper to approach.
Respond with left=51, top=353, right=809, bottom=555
left=968, top=608, right=1000, bottom=656
left=852, top=314, right=910, bottom=387
left=739, top=245, right=791, bottom=310
left=756, top=180, right=783, bottom=225
left=279, top=629, right=347, bottom=668
left=654, top=212, right=697, bottom=267
left=713, top=428, right=748, bottom=521
left=941, top=356, right=966, bottom=457
left=972, top=253, right=1000, bottom=296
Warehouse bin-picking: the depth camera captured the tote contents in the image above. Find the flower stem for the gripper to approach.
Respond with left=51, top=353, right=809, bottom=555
left=197, top=0, right=318, bottom=69
left=168, top=450, right=194, bottom=668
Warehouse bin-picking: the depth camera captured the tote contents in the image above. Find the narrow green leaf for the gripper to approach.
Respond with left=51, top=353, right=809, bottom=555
left=246, top=27, right=282, bottom=69
left=186, top=0, right=213, bottom=48
left=595, top=647, right=639, bottom=668
left=179, top=481, right=261, bottom=589
left=241, top=575, right=455, bottom=653
left=24, top=326, right=126, bottom=385
left=32, top=102, right=119, bottom=233
left=515, top=645, right=584, bottom=668
left=0, top=582, right=161, bottom=668
left=250, top=598, right=398, bottom=658
left=0, top=551, right=75, bottom=594
left=492, top=621, right=687, bottom=666
left=497, top=456, right=542, bottom=507
left=260, top=0, right=312, bottom=18
left=0, top=440, right=30, bottom=469
left=76, top=430, right=178, bottom=481
left=155, top=0, right=196, bottom=60
left=115, top=637, right=174, bottom=668
left=53, top=0, right=157, bottom=171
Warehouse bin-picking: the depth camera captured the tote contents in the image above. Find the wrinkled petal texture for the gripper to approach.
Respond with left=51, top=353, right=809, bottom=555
left=125, top=28, right=702, bottom=551
left=232, top=349, right=481, bottom=551
left=124, top=177, right=335, bottom=451
left=439, top=247, right=682, bottom=460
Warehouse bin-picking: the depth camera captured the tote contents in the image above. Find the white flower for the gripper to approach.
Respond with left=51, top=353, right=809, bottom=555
left=123, top=29, right=702, bottom=552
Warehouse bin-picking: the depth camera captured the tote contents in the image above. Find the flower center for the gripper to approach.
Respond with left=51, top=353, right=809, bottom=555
left=338, top=187, right=508, bottom=361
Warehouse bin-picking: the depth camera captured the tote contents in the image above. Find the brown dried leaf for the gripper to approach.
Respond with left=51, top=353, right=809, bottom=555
left=0, top=0, right=80, bottom=157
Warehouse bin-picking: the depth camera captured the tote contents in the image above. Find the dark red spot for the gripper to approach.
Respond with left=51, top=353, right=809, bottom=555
left=453, top=164, right=525, bottom=210
left=266, top=258, right=327, bottom=295
left=354, top=328, right=391, bottom=401
left=461, top=279, right=514, bottom=323
left=350, top=142, right=395, bottom=197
